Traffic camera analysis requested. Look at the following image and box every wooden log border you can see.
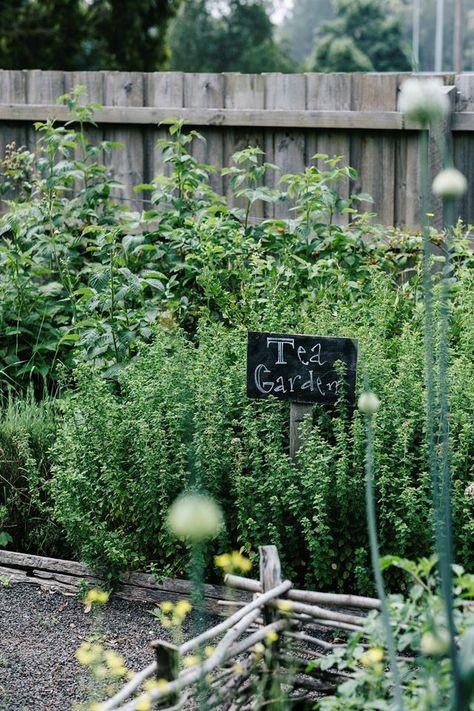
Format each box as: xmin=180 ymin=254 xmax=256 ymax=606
xmin=0 ymin=550 xmax=250 ymax=614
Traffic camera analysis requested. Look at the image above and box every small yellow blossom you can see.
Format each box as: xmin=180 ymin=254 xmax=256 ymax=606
xmin=160 ymin=601 xmax=174 ymax=614
xmin=214 ymin=550 xmax=252 ymax=574
xmin=252 ymin=642 xmax=265 ymax=661
xmin=204 ymin=645 xmax=215 ymax=658
xmin=182 ymin=655 xmax=200 ymax=668
xmin=232 ymin=662 xmax=245 ymax=674
xmin=265 ymin=630 xmax=279 ymax=644
xmin=144 ymin=679 xmax=169 ymax=692
xmin=84 ymin=589 xmax=110 ymax=607
xmin=104 ymin=651 xmax=125 ymax=670
xmin=360 ymin=647 xmax=384 ymax=667
xmin=135 ymin=697 xmax=152 ymax=711
xmin=276 ymin=600 xmax=293 ymax=613
xmin=175 ymin=600 xmax=192 ymax=616
xmin=76 ymin=642 xmax=102 ymax=666
xmin=205 ymin=674 xmax=212 ymax=686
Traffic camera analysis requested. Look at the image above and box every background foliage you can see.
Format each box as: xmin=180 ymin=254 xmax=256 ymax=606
xmin=0 ymin=97 xmax=472 ymax=594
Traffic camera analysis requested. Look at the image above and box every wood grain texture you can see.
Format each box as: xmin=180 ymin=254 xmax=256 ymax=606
xmin=103 ymin=72 xmax=144 ymax=207
xmin=264 ymin=73 xmax=307 ymax=218
xmin=0 ymin=71 xmax=473 ymax=226
xmin=351 ymin=74 xmax=398 ymax=226
xmin=222 ymin=73 xmax=265 ymax=217
xmin=183 ymin=73 xmax=224 ymax=194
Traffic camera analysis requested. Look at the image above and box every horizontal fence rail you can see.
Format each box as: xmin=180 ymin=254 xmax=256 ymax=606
xmin=0 ymin=70 xmax=473 ymax=226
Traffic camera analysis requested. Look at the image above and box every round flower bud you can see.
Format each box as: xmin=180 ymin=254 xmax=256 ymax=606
xmin=398 ymin=78 xmax=450 ymax=125
xmin=167 ymin=493 xmax=223 ymax=542
xmin=432 ymin=168 xmax=467 ymax=198
xmin=421 ymin=631 xmax=450 ymax=657
xmin=358 ymin=391 xmax=380 ymax=415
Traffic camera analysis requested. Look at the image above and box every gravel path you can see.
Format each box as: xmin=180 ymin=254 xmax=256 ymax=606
xmin=0 ymin=582 xmax=177 ymax=711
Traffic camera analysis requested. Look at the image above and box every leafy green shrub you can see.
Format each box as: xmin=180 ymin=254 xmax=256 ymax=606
xmin=0 ymin=96 xmax=443 ymax=394
xmin=49 ymin=266 xmax=474 ymax=588
xmin=0 ymin=392 xmax=63 ymax=555
xmin=316 ymin=557 xmax=474 ymax=710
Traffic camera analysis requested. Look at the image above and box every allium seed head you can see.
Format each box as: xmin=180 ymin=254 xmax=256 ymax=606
xmin=167 ymin=493 xmax=223 ymax=541
xmin=432 ymin=168 xmax=467 ymax=198
xmin=399 ymin=78 xmax=450 ymax=125
xmin=358 ymin=391 xmax=381 ymax=415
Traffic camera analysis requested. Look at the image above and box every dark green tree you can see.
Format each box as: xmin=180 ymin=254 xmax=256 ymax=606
xmin=279 ymin=0 xmax=334 ymax=66
xmin=0 ymin=0 xmax=180 ymax=70
xmin=311 ymin=0 xmax=411 ymax=72
xmin=168 ymin=0 xmax=294 ymax=72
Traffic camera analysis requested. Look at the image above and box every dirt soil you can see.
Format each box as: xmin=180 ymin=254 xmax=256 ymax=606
xmin=0 ymin=581 xmax=181 ymax=711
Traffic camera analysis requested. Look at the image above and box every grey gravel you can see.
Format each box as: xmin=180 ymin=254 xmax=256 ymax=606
xmin=0 ymin=582 xmax=172 ymax=711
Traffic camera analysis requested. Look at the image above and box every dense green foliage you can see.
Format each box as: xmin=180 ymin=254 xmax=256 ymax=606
xmin=0 ymin=96 xmax=473 ymax=595
xmin=316 ymin=557 xmax=474 ymax=709
xmin=168 ymin=0 xmax=293 ymax=72
xmin=0 ymin=0 xmax=180 ymax=71
xmin=47 ymin=267 xmax=474 ymax=588
xmin=0 ymin=392 xmax=61 ymax=556
xmin=310 ymin=0 xmax=411 ymax=72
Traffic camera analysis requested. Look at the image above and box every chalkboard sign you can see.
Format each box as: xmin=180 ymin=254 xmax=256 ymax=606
xmin=247 ymin=331 xmax=358 ymax=405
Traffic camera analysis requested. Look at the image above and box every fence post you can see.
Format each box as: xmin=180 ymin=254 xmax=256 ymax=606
xmin=289 ymin=403 xmax=313 ymax=463
xmin=150 ymin=639 xmax=180 ymax=705
xmin=259 ymin=545 xmax=282 ymax=705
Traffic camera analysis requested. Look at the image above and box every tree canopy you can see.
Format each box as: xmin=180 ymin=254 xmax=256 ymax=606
xmin=168 ymin=0 xmax=294 ymax=72
xmin=0 ymin=0 xmax=180 ymax=71
xmin=311 ymin=0 xmax=411 ymax=72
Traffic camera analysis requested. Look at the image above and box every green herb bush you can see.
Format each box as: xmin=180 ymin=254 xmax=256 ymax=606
xmin=49 ymin=265 xmax=474 ymax=588
xmin=0 ymin=391 xmax=63 ymax=555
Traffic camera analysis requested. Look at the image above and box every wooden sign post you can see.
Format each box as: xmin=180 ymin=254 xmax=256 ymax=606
xmin=247 ymin=331 xmax=358 ymax=462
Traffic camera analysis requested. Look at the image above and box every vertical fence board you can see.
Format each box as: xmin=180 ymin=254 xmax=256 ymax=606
xmin=264 ymin=73 xmax=307 ymax=218
xmin=306 ymin=73 xmax=352 ymax=225
xmin=25 ymin=71 xmax=66 ymax=154
xmin=454 ymin=74 xmax=474 ymax=225
xmin=183 ymin=73 xmax=224 ymax=195
xmin=350 ymin=74 xmax=398 ymax=226
xmin=223 ymin=73 xmax=265 ymax=218
xmin=103 ymin=72 xmax=145 ymax=209
xmin=0 ymin=71 xmax=28 ymax=206
xmin=145 ymin=71 xmax=184 ymax=184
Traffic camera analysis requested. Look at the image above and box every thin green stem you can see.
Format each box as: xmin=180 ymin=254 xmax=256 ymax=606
xmin=364 ymin=414 xmax=405 ymax=711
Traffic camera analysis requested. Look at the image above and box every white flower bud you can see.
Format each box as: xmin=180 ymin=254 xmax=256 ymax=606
xmin=421 ymin=631 xmax=450 ymax=657
xmin=167 ymin=494 xmax=223 ymax=541
xmin=398 ymin=78 xmax=450 ymax=125
xmin=358 ymin=391 xmax=380 ymax=415
xmin=432 ymin=168 xmax=467 ymax=198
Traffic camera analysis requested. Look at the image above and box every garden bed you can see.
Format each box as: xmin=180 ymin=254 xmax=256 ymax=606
xmin=0 ymin=581 xmax=174 ymax=711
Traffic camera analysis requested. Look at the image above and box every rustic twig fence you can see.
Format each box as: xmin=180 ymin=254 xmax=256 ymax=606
xmin=97 ymin=545 xmax=381 ymax=711
xmin=0 ymin=71 xmax=474 ymax=227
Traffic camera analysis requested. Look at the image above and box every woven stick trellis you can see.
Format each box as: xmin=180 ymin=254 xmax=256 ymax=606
xmin=98 ymin=546 xmax=380 ymax=711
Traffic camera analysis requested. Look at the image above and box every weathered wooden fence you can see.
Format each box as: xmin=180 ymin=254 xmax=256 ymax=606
xmin=0 ymin=70 xmax=473 ymax=226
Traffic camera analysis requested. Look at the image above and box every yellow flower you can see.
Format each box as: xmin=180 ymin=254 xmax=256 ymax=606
xmin=276 ymin=600 xmax=292 ymax=613
xmin=265 ymin=630 xmax=279 ymax=644
xmin=93 ymin=665 xmax=109 ymax=680
xmin=215 ymin=553 xmax=232 ymax=570
xmin=204 ymin=645 xmax=215 ymax=658
xmin=182 ymin=655 xmax=200 ymax=668
xmin=84 ymin=589 xmax=110 ymax=606
xmin=160 ymin=601 xmax=174 ymax=614
xmin=104 ymin=651 xmax=125 ymax=670
xmin=232 ymin=662 xmax=244 ymax=674
xmin=135 ymin=697 xmax=151 ymax=711
xmin=175 ymin=600 xmax=192 ymax=616
xmin=76 ymin=642 xmax=102 ymax=666
xmin=144 ymin=678 xmax=169 ymax=692
xmin=214 ymin=550 xmax=252 ymax=574
xmin=360 ymin=647 xmax=384 ymax=667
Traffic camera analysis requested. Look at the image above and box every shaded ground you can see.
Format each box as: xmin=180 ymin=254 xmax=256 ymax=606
xmin=0 ymin=582 xmax=175 ymax=711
